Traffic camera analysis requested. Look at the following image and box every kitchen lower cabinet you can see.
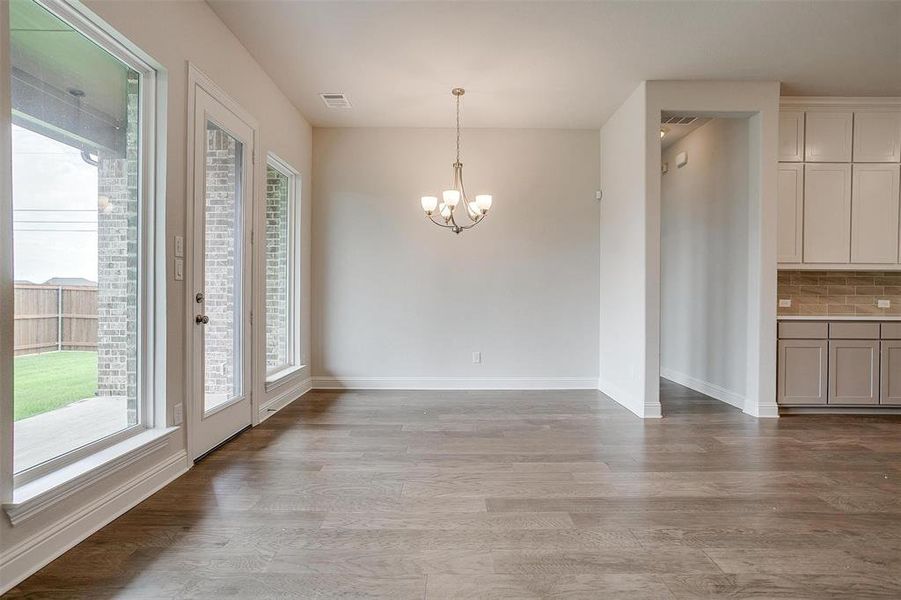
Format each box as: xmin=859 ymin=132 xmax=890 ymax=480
xmin=777 ymin=339 xmax=828 ymax=405
xmin=880 ymin=341 xmax=901 ymax=405
xmin=777 ymin=320 xmax=901 ymax=407
xmin=828 ymin=340 xmax=879 ymax=405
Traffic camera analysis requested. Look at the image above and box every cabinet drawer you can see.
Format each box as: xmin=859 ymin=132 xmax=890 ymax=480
xmin=778 ymin=321 xmax=827 ymax=339
xmin=829 ymin=322 xmax=880 ymax=339
xmin=881 ymin=322 xmax=901 ymax=339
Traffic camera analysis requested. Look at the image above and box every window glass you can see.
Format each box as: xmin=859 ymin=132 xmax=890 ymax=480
xmin=10 ymin=0 xmax=141 ymax=473
xmin=265 ymin=163 xmax=296 ymax=377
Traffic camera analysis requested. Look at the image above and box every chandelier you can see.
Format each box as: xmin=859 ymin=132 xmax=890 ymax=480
xmin=420 ymin=88 xmax=492 ymax=234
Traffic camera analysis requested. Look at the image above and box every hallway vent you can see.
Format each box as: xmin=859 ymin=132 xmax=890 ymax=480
xmin=320 ymin=93 xmax=352 ymax=108
xmin=661 ymin=115 xmax=697 ymax=125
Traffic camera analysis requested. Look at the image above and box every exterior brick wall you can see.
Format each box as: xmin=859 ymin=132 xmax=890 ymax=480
xmin=265 ymin=166 xmax=290 ymax=372
xmin=202 ymin=125 xmax=241 ymax=403
xmin=96 ymin=72 xmax=139 ymax=425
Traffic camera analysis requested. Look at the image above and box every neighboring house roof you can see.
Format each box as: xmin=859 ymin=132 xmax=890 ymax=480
xmin=42 ymin=277 xmax=97 ymax=287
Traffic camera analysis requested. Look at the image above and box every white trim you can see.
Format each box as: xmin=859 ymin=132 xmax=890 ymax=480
xmin=0 ymin=450 xmax=187 ymax=595
xmin=0 ymin=0 xmax=14 ymax=505
xmin=258 ymin=377 xmax=312 ymax=423
xmin=313 ymin=376 xmax=598 ymax=390
xmin=780 ymin=96 xmax=901 ymax=109
xmin=4 ymin=427 xmax=177 ymax=526
xmin=185 ymin=63 xmax=258 ymax=461
xmin=262 ymin=153 xmax=302 ymax=386
xmin=660 ymin=369 xmax=745 ymax=409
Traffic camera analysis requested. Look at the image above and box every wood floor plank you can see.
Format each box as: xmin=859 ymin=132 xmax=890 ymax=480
xmin=6 ymin=382 xmax=901 ymax=598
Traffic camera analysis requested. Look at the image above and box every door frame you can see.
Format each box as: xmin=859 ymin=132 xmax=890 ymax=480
xmin=184 ymin=63 xmax=260 ymax=461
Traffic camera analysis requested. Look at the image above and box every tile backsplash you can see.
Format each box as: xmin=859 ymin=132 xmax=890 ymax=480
xmin=777 ymin=270 xmax=901 ymax=316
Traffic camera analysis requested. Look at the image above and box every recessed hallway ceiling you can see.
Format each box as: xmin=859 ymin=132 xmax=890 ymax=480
xmin=207 ymin=0 xmax=901 ymax=129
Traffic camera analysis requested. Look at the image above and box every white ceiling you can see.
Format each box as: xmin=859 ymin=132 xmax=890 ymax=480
xmin=207 ymin=0 xmax=901 ymax=129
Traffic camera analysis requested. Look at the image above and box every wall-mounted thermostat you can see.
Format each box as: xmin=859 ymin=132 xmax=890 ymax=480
xmin=676 ymin=152 xmax=688 ymax=168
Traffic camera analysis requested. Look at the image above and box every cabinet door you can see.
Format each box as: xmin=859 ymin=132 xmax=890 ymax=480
xmin=880 ymin=341 xmax=901 ymax=405
xmin=779 ymin=111 xmax=805 ymax=162
xmin=777 ymin=339 xmax=828 ymax=405
xmin=803 ymin=163 xmax=851 ymax=263
xmin=805 ymin=111 xmax=853 ymax=162
xmin=829 ymin=340 xmax=879 ymax=405
xmin=777 ymin=164 xmax=804 ymax=263
xmin=853 ymin=112 xmax=901 ymax=162
xmin=851 ymin=165 xmax=900 ymax=264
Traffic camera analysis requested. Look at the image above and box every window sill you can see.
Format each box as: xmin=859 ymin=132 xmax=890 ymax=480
xmin=3 ymin=426 xmax=178 ymax=526
xmin=265 ymin=364 xmax=306 ymax=391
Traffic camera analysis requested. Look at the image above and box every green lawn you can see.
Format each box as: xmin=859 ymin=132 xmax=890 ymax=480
xmin=14 ymin=351 xmax=97 ymax=421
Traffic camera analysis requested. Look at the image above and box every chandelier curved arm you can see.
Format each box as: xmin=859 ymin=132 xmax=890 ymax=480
xmin=427 ymin=212 xmax=458 ymax=230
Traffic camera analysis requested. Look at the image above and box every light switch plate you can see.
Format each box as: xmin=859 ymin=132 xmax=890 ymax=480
xmin=174 ymin=258 xmax=184 ymax=281
xmin=676 ymin=151 xmax=688 ymax=168
xmin=878 ymin=299 xmax=891 ymax=309
xmin=174 ymin=235 xmax=185 ymax=258
xmin=778 ymin=299 xmax=792 ymax=308
xmin=472 ymin=351 xmax=481 ymax=364
xmin=173 ymin=403 xmax=183 ymax=425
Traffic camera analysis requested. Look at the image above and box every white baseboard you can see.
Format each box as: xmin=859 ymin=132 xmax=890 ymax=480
xmin=258 ymin=377 xmax=312 ymax=423
xmin=312 ymin=376 xmax=598 ymax=390
xmin=661 ymin=368 xmax=745 ymax=410
xmin=0 ymin=451 xmax=188 ymax=595
xmin=597 ymin=377 xmax=658 ymax=418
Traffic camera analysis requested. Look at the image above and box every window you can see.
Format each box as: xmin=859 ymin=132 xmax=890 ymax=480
xmin=5 ymin=0 xmax=162 ymax=483
xmin=264 ymin=155 xmax=300 ymax=382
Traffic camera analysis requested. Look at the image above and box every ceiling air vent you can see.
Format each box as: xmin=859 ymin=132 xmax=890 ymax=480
xmin=320 ymin=93 xmax=352 ymax=108
xmin=661 ymin=115 xmax=697 ymax=125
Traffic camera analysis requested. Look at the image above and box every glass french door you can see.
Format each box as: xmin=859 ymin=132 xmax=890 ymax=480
xmin=190 ymin=84 xmax=254 ymax=460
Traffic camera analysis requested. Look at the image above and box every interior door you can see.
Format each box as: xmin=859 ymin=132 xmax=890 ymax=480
xmin=190 ymin=84 xmax=255 ymax=459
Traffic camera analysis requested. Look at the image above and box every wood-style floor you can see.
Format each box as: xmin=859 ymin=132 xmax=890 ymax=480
xmin=7 ymin=381 xmax=901 ymax=599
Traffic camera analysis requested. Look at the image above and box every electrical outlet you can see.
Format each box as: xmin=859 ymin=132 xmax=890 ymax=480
xmin=173 ymin=402 xmax=183 ymax=425
xmin=878 ymin=299 xmax=891 ymax=309
xmin=778 ymin=298 xmax=792 ymax=308
xmin=472 ymin=351 xmax=481 ymax=364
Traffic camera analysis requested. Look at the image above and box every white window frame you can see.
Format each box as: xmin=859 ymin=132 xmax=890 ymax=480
xmin=0 ymin=0 xmax=169 ymax=510
xmin=263 ymin=153 xmax=302 ymax=386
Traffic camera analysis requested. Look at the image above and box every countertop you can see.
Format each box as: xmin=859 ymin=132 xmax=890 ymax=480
xmin=777 ymin=315 xmax=901 ymax=321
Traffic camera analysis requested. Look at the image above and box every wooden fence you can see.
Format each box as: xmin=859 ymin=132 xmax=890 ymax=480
xmin=13 ymin=284 xmax=98 ymax=356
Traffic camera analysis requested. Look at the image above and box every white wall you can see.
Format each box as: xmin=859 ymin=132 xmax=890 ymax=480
xmin=598 ymin=84 xmax=658 ymax=417
xmin=660 ymin=118 xmax=750 ymax=407
xmin=1 ymin=0 xmax=312 ymax=591
xmin=312 ymin=128 xmax=599 ymax=388
xmin=645 ymin=81 xmax=780 ymax=418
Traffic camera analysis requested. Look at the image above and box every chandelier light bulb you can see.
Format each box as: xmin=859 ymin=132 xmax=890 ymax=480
xmin=475 ymin=194 xmax=493 ymax=212
xmin=421 ymin=195 xmax=438 ymax=214
xmin=442 ymin=189 xmax=461 ymax=208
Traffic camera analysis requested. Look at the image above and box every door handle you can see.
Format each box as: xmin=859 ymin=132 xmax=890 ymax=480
xmin=195 ymin=314 xmax=209 ymax=324
xmin=195 ymin=292 xmax=204 ymax=303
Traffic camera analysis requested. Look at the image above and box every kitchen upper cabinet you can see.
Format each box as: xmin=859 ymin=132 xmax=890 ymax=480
xmin=777 ymin=339 xmax=828 ymax=405
xmin=851 ymin=165 xmax=901 ymax=264
xmin=828 ymin=339 xmax=879 ymax=405
xmin=803 ymin=163 xmax=851 ymax=263
xmin=778 ymin=111 xmax=805 ymax=162
xmin=853 ymin=112 xmax=901 ymax=162
xmin=777 ymin=164 xmax=804 ymax=263
xmin=805 ymin=111 xmax=853 ymax=162
xmin=880 ymin=341 xmax=901 ymax=405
